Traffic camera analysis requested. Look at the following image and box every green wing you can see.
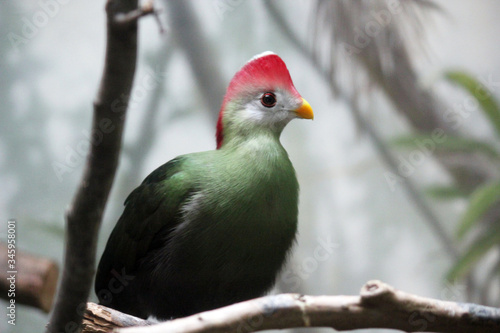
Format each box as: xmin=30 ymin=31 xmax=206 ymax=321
xmin=95 ymin=156 xmax=194 ymax=293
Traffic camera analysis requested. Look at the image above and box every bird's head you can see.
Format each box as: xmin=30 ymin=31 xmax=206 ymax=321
xmin=216 ymin=52 xmax=313 ymax=149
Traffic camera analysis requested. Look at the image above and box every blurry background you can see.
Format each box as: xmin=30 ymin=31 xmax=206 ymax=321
xmin=1 ymin=1 xmax=499 ymax=332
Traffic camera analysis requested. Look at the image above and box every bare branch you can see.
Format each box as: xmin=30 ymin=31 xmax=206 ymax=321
xmin=82 ymin=302 xmax=151 ymax=332
xmin=163 ymin=0 xmax=225 ymax=121
xmin=45 ymin=0 xmax=157 ymax=331
xmin=0 ymin=243 xmax=58 ymax=312
xmin=80 ymin=281 xmax=500 ymax=333
xmin=113 ymin=1 xmax=158 ymax=28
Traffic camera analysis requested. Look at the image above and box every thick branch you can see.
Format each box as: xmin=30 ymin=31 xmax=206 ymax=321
xmin=0 ymin=243 xmax=58 ymax=312
xmin=46 ymin=0 xmax=144 ymax=332
xmin=81 ymin=281 xmax=500 ymax=333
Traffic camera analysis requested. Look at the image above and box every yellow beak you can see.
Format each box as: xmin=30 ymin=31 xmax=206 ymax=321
xmin=294 ymin=98 xmax=314 ymax=120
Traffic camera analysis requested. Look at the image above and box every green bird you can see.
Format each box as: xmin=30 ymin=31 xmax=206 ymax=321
xmin=95 ymin=51 xmax=314 ymax=319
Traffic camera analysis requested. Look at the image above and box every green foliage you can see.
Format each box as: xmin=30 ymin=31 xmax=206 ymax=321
xmin=392 ymin=69 xmax=500 ymax=284
xmin=456 ymin=181 xmax=500 ymax=239
xmin=391 ymin=134 xmax=499 ymax=158
xmin=442 ymin=70 xmax=500 ymax=282
xmin=445 ymin=70 xmax=500 ymax=138
xmin=444 ymin=71 xmax=500 ymax=280
xmin=425 ymin=185 xmax=467 ymax=200
xmin=447 ymin=224 xmax=500 ymax=281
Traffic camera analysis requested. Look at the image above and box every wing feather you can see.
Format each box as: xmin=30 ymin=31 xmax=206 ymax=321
xmin=95 ymin=156 xmax=193 ymax=297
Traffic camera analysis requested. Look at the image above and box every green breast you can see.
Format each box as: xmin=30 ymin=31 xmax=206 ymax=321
xmin=169 ymin=135 xmax=299 ymax=282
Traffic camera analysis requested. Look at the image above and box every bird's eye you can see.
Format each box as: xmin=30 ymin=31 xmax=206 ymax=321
xmin=261 ymin=92 xmax=277 ymax=108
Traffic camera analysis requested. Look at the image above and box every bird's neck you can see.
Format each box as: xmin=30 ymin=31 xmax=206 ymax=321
xmin=219 ymin=128 xmax=284 ymax=154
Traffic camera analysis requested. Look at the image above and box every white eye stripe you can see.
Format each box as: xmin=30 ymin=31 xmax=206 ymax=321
xmin=241 ymin=104 xmax=265 ymax=122
xmin=241 ymin=101 xmax=295 ymax=127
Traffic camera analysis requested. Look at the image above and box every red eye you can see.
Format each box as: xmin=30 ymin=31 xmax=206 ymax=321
xmin=261 ymin=92 xmax=277 ymax=108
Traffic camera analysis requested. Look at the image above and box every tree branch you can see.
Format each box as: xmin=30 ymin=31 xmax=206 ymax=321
xmin=113 ymin=0 xmax=157 ymax=28
xmin=45 ymin=0 xmax=149 ymax=331
xmin=80 ymin=280 xmax=500 ymax=333
xmin=164 ymin=0 xmax=226 ymax=121
xmin=0 ymin=243 xmax=58 ymax=312
xmin=82 ymin=302 xmax=151 ymax=332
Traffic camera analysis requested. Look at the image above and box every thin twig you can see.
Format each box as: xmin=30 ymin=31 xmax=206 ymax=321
xmin=163 ymin=0 xmax=225 ymax=121
xmin=113 ymin=1 xmax=156 ymax=27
